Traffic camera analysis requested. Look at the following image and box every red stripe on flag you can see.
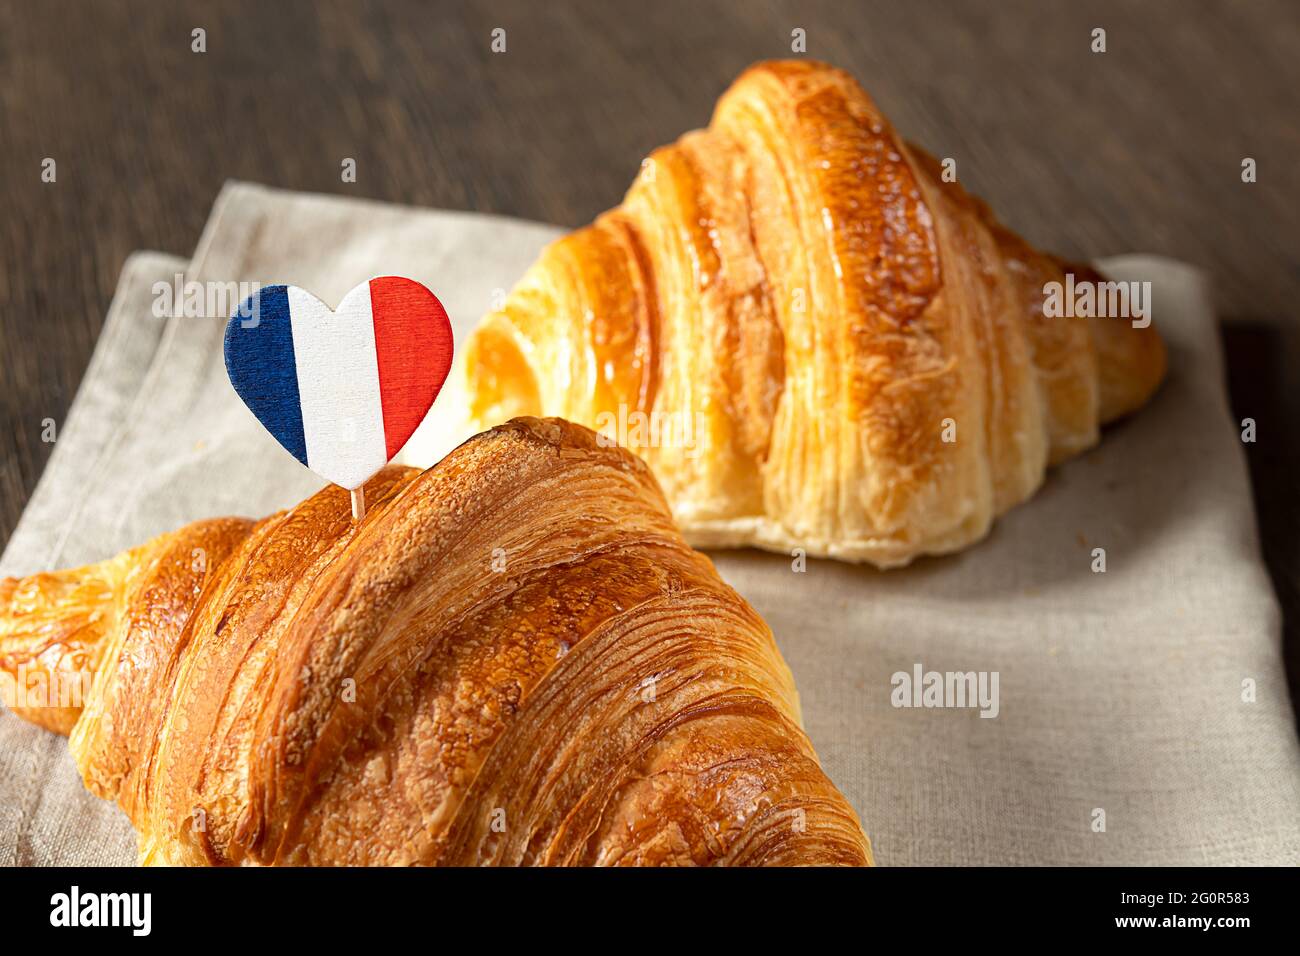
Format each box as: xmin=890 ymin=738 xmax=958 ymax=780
xmin=368 ymin=276 xmax=454 ymax=459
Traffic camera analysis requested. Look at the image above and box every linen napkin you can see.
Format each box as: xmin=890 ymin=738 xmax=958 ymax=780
xmin=2 ymin=181 xmax=1297 ymax=866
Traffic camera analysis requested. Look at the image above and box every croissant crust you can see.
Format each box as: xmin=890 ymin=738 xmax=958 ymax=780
xmin=464 ymin=59 xmax=1166 ymax=567
xmin=0 ymin=418 xmax=870 ymax=867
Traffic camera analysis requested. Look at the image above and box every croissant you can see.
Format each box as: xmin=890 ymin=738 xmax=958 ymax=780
xmin=463 ymin=59 xmax=1166 ymax=567
xmin=0 ymin=418 xmax=870 ymax=866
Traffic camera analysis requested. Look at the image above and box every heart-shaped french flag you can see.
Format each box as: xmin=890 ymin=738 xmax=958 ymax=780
xmin=224 ymin=277 xmax=453 ymax=490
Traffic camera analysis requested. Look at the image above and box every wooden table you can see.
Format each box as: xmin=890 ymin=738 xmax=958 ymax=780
xmin=2 ymin=0 xmax=1297 ymax=719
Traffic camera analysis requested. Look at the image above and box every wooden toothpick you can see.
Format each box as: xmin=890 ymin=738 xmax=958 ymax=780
xmin=223 ymin=279 xmax=453 ymax=525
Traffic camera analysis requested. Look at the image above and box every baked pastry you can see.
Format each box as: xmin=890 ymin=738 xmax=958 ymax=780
xmin=0 ymin=418 xmax=870 ymax=867
xmin=463 ymin=59 xmax=1166 ymax=567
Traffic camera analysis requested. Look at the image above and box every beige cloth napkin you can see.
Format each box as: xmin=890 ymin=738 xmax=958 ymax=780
xmin=3 ymin=181 xmax=1297 ymax=866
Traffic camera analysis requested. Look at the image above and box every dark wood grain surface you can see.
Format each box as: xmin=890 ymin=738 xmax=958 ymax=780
xmin=2 ymin=0 xmax=1297 ymax=717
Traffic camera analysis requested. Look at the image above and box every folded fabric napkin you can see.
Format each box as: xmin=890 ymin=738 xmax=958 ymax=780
xmin=2 ymin=181 xmax=1297 ymax=865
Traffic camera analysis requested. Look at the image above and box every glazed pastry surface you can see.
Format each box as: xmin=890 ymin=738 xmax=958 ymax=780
xmin=0 ymin=418 xmax=870 ymax=866
xmin=464 ymin=59 xmax=1166 ymax=566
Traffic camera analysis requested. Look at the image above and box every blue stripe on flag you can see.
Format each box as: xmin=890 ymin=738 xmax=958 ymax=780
xmin=223 ymin=285 xmax=308 ymax=465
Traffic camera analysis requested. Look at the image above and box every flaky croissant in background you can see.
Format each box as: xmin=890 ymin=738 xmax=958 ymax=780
xmin=0 ymin=418 xmax=870 ymax=866
xmin=464 ymin=60 xmax=1166 ymax=567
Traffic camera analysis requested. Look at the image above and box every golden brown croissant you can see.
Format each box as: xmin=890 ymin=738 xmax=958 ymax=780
xmin=464 ymin=59 xmax=1166 ymax=567
xmin=0 ymin=418 xmax=870 ymax=866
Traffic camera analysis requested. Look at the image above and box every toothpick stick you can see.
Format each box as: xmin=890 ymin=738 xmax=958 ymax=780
xmin=351 ymin=487 xmax=366 ymax=523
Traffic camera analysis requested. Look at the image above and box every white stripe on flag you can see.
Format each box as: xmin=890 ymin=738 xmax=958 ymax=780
xmin=287 ymin=284 xmax=388 ymax=490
